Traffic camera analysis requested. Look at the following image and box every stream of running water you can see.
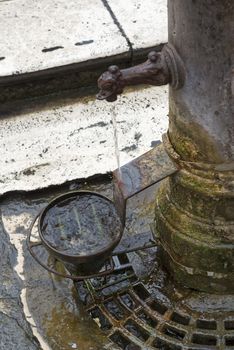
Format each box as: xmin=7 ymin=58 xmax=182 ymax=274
xmin=111 ymin=104 xmax=122 ymax=178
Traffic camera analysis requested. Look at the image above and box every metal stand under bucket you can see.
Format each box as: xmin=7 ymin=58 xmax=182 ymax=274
xmin=27 ymin=191 xmax=123 ymax=280
xmin=27 ymin=190 xmax=157 ymax=281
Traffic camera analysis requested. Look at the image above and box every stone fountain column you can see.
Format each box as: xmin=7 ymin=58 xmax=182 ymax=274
xmin=155 ymin=0 xmax=234 ymax=293
xmin=97 ymin=0 xmax=234 ymax=293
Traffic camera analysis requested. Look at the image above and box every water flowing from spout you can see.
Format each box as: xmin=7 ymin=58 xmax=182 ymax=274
xmin=111 ymin=104 xmax=122 ymax=179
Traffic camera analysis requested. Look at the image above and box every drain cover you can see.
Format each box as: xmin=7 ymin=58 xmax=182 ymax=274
xmin=75 ymin=233 xmax=234 ymax=350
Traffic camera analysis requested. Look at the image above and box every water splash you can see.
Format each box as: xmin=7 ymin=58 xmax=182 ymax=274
xmin=111 ymin=104 xmax=122 ymax=179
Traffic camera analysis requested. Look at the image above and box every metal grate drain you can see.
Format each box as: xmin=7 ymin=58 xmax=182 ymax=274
xmin=74 ymin=245 xmax=234 ymax=350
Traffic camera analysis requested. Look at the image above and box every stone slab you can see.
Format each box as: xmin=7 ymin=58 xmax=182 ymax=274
xmin=107 ymin=0 xmax=168 ymax=51
xmin=0 ymin=0 xmax=129 ymax=78
xmin=0 ymin=216 xmax=40 ymax=350
xmin=0 ymin=86 xmax=168 ymax=195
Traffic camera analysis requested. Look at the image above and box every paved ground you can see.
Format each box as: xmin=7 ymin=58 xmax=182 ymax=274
xmin=0 ymin=0 xmax=169 ymax=195
xmin=0 ymin=0 xmax=167 ymax=78
xmin=0 ymin=86 xmax=168 ymax=195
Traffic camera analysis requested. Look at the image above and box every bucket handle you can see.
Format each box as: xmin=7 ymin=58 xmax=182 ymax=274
xmin=27 ymin=214 xmax=114 ymax=281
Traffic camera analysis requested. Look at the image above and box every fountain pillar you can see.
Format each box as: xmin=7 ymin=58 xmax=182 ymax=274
xmin=155 ymin=0 xmax=234 ymax=292
xmin=97 ymin=0 xmax=234 ymax=293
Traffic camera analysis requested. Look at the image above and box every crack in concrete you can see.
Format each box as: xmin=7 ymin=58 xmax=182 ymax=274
xmin=101 ymin=0 xmax=134 ymax=62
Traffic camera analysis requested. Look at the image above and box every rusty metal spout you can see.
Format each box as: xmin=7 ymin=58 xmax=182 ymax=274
xmin=97 ymin=44 xmax=185 ymax=102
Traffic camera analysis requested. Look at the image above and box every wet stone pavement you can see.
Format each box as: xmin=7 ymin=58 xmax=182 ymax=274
xmin=0 ymin=174 xmax=156 ymax=350
xmin=1 ymin=175 xmax=234 ymax=350
xmin=0 ymin=176 xmax=116 ymax=350
xmin=0 ymin=213 xmax=40 ymax=349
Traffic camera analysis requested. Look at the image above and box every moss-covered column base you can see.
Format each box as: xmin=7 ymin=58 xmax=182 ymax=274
xmin=155 ymin=135 xmax=234 ymax=293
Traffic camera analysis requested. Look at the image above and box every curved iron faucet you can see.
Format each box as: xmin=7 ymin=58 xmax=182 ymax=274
xmin=97 ymin=44 xmax=185 ymax=102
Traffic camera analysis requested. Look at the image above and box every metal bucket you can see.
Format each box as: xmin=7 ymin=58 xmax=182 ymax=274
xmin=27 ymin=190 xmax=124 ymax=280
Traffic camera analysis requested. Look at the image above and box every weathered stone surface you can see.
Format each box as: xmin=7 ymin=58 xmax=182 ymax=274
xmin=0 ymin=0 xmax=129 ymax=78
xmin=106 ymin=0 xmax=167 ymax=52
xmin=0 ymin=218 xmax=40 ymax=350
xmin=0 ymin=86 xmax=168 ymax=195
xmin=0 ymin=0 xmax=168 ymax=81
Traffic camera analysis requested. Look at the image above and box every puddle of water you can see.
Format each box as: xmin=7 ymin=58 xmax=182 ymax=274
xmin=42 ymin=193 xmax=121 ymax=256
xmin=25 ymin=255 xmax=109 ymax=350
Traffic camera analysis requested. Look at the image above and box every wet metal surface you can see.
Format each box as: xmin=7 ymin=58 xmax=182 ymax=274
xmin=76 ymin=247 xmax=234 ymax=349
xmin=97 ymin=44 xmax=184 ymax=102
xmin=112 ymin=141 xmax=178 ymax=225
xmin=97 ymin=49 xmax=170 ymax=102
xmin=28 ymin=191 xmax=123 ymax=279
xmin=40 ymin=192 xmax=122 ymax=256
xmin=113 ymin=141 xmax=177 ymax=199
